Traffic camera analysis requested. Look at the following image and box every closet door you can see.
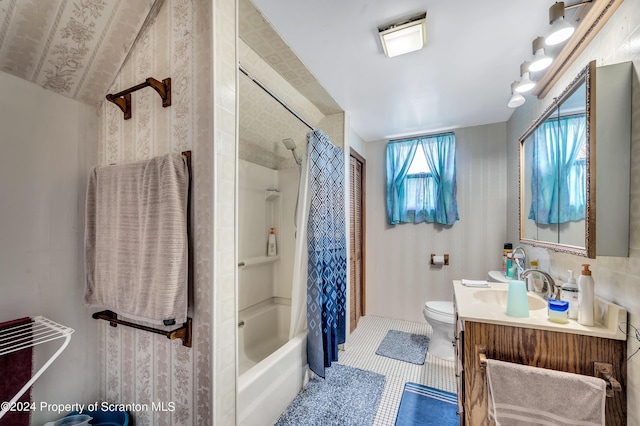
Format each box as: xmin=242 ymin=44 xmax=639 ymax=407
xmin=349 ymin=150 xmax=365 ymax=333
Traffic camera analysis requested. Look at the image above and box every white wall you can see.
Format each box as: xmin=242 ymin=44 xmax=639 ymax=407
xmin=0 ymin=71 xmax=99 ymax=425
xmin=506 ymin=1 xmax=640 ymax=423
xmin=365 ymin=122 xmax=507 ymax=323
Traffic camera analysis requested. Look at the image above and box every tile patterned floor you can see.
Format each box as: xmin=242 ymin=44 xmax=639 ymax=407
xmin=337 ymin=315 xmax=456 ymax=426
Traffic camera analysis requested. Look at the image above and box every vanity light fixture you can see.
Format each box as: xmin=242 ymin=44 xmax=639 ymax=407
xmin=378 ymin=13 xmax=427 ymax=58
xmin=529 ymin=37 xmax=553 ymax=72
xmin=545 ymin=2 xmax=575 ymax=46
xmin=515 ymin=62 xmax=536 ymax=93
xmin=508 ymin=82 xmax=526 ymax=108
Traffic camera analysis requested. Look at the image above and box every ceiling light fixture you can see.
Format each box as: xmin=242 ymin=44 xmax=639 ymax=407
xmin=378 ymin=13 xmax=427 ymax=58
xmin=545 ymin=2 xmax=575 ymax=46
xmin=515 ymin=62 xmax=536 ymax=93
xmin=508 ymin=82 xmax=526 ymax=108
xmin=529 ymin=37 xmax=553 ymax=72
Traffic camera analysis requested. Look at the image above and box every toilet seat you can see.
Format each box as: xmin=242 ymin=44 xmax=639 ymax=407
xmin=424 ymin=301 xmax=454 ymax=324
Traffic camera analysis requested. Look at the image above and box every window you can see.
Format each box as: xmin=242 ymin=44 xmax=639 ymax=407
xmin=386 ymin=133 xmax=459 ymax=225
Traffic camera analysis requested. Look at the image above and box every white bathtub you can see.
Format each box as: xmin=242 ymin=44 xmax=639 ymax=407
xmin=238 ymin=300 xmax=307 ymax=426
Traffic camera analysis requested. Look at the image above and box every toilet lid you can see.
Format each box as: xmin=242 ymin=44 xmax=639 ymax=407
xmin=424 ymin=301 xmax=454 ymax=318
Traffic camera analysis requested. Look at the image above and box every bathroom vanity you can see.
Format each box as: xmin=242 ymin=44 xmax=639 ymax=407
xmin=453 ymin=280 xmax=627 ymax=425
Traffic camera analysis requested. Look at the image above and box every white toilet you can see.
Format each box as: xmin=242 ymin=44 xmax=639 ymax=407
xmin=423 ymin=301 xmax=455 ymax=361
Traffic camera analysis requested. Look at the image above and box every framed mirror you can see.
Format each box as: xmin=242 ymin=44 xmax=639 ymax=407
xmin=519 ymin=61 xmax=595 ymax=258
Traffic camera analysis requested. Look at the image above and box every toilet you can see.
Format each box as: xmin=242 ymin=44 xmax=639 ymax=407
xmin=423 ymin=301 xmax=455 ymax=361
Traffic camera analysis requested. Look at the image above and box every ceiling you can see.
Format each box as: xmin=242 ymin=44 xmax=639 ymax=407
xmin=249 ymin=0 xmax=587 ymax=142
xmin=1 ymin=0 xmax=588 ymax=156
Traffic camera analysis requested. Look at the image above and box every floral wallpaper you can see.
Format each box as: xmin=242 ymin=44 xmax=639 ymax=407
xmin=97 ymin=0 xmax=220 ymax=424
xmin=0 ymin=0 xmax=154 ymax=105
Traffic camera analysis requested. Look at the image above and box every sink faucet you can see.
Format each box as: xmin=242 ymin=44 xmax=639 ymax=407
xmin=512 ymin=246 xmax=527 ymax=279
xmin=521 ymin=269 xmax=561 ymax=300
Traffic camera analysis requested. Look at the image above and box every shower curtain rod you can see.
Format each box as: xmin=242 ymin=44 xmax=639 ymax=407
xmin=239 ymin=64 xmax=315 ymax=131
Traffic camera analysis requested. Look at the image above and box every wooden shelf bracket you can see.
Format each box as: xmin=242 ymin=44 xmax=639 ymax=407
xmin=106 ymin=77 xmax=171 ymax=120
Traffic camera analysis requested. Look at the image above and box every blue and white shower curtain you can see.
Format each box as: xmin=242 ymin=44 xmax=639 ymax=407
xmin=305 ymin=129 xmax=347 ymax=378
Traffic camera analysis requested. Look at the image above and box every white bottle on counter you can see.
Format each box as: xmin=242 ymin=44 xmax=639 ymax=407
xmin=561 ymin=270 xmax=579 ymax=320
xmin=577 ymin=264 xmax=594 ymax=326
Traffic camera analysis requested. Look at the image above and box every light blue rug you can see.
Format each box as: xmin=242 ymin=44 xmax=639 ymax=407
xmin=375 ymin=330 xmax=430 ymax=365
xmin=395 ymin=382 xmax=458 ymax=426
xmin=274 ymin=363 xmax=385 ymax=426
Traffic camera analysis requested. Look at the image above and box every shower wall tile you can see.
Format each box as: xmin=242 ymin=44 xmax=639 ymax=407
xmin=317 ymin=112 xmax=345 ymax=149
xmin=238 ymin=38 xmax=324 ymax=170
xmin=237 ymin=0 xmax=341 ymax=116
xmin=506 ymin=2 xmax=640 ymax=423
xmin=96 ymin=0 xmax=226 ymax=423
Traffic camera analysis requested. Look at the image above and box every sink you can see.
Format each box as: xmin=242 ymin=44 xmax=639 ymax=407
xmin=488 ymin=270 xmax=511 ymax=283
xmin=473 ymin=289 xmax=547 ymax=311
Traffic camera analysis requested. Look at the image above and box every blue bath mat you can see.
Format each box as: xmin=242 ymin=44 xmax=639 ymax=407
xmin=395 ymin=382 xmax=458 ymax=426
xmin=275 ymin=363 xmax=385 ymax=426
xmin=375 ymin=330 xmax=429 ymax=364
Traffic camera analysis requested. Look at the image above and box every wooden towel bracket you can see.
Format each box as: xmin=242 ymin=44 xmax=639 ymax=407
xmin=477 ymin=344 xmax=488 ymax=373
xmin=594 ymin=362 xmax=622 ymax=397
xmin=106 ymin=77 xmax=171 ymax=120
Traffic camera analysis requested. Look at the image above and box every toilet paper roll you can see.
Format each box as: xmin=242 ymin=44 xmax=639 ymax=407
xmin=432 ymin=255 xmax=445 ymax=265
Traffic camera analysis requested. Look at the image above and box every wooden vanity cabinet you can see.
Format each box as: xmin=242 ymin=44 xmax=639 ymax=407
xmin=455 ymin=317 xmax=627 ymax=425
xmin=454 ymin=304 xmax=465 ymax=426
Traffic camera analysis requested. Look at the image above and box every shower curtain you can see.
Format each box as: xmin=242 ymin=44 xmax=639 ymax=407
xmin=289 ymin=129 xmax=346 ymax=378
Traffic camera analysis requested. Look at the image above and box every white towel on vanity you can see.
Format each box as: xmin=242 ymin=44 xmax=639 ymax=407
xmin=84 ymin=153 xmax=189 ymax=325
xmin=461 ymin=279 xmax=490 ymax=288
xmin=486 ymin=359 xmax=606 ymax=426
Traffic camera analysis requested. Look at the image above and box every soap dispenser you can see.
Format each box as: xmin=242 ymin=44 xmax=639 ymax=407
xmin=561 ymin=270 xmax=579 ymax=320
xmin=577 ymin=264 xmax=594 ymax=326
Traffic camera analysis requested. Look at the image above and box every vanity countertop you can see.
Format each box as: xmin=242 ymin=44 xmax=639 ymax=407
xmin=453 ymin=280 xmax=627 ymax=340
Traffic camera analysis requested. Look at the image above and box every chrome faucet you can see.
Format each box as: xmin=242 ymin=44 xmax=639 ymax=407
xmin=521 ymin=269 xmax=561 ymax=300
xmin=512 ymin=246 xmax=527 ymax=279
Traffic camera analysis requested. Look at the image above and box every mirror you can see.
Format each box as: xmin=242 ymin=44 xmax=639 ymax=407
xmin=519 ymin=61 xmax=595 ymax=258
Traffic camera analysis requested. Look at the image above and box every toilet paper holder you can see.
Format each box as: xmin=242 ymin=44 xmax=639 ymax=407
xmin=430 ymin=253 xmax=449 ymax=266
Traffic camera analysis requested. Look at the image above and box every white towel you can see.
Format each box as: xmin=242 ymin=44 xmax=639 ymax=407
xmin=84 ymin=153 xmax=189 ymax=325
xmin=486 ymin=359 xmax=606 ymax=426
xmin=461 ymin=279 xmax=490 ymax=288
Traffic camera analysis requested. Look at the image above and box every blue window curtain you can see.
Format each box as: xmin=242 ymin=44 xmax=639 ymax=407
xmin=529 ymin=114 xmax=586 ymax=224
xmin=305 ymin=129 xmax=346 ymax=378
xmin=386 ymin=133 xmax=459 ymax=225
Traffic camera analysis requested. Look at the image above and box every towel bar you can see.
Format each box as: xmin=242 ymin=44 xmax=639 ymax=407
xmin=90 ymin=151 xmax=193 ymax=347
xmin=92 ymin=310 xmax=192 ymax=347
xmin=477 ymin=349 xmax=622 ymax=398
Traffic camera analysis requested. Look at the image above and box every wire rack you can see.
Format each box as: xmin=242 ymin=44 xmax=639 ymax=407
xmin=0 ymin=316 xmax=74 ymax=420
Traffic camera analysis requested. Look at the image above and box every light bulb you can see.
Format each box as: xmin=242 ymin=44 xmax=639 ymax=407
xmin=508 ymin=81 xmax=525 ymax=108
xmin=529 ymin=48 xmax=552 ymax=72
xmin=515 ymin=72 xmax=535 ymax=93
xmin=546 ymin=17 xmax=574 ymax=45
xmin=508 ymin=92 xmax=525 ymax=108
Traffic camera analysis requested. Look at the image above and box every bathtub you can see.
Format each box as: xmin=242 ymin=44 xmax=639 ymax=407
xmin=238 ymin=300 xmax=307 ymax=426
